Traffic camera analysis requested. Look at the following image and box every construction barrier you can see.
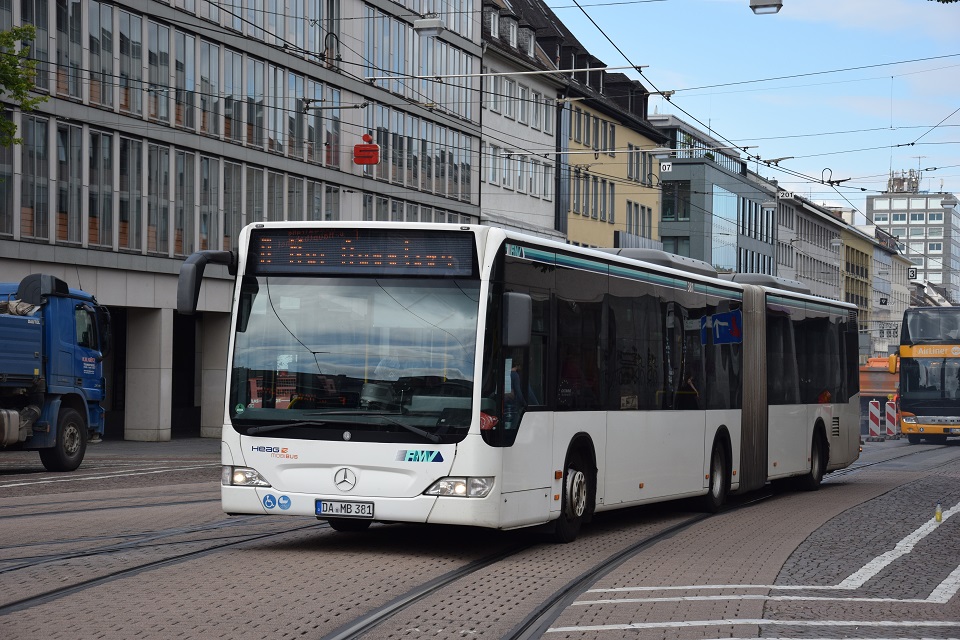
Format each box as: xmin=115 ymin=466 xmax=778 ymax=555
xmin=885 ymin=401 xmax=898 ymax=438
xmin=868 ymin=400 xmax=882 ymax=439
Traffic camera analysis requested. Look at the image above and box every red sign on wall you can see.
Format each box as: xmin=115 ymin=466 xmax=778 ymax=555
xmin=353 ymin=144 xmax=380 ymax=165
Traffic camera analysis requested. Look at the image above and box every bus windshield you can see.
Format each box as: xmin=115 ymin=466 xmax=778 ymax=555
xmin=229 ymin=275 xmax=481 ymax=443
xmin=901 ymin=358 xmax=960 ymax=401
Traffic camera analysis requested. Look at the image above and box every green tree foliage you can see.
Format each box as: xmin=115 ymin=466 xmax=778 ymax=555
xmin=0 ymin=25 xmax=48 ymax=146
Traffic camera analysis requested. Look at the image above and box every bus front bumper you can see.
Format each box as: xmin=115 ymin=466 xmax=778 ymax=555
xmin=222 ymin=485 xmax=503 ymax=528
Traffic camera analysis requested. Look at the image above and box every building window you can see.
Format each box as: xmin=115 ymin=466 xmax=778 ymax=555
xmin=247 ymin=57 xmax=265 ymax=148
xmin=119 ymin=12 xmax=143 ymax=115
xmin=873 ymin=213 xmax=888 ymax=223
xmin=544 ymin=164 xmax=554 ymax=202
xmin=503 ymin=79 xmax=515 ymax=119
xmin=891 ymin=212 xmax=906 ymax=223
xmin=21 ymin=0 xmax=49 ymax=92
xmin=929 ymin=242 xmax=943 ymax=253
xmin=223 ymin=161 xmax=242 ymax=250
xmin=224 ymin=50 xmax=243 ymax=142
xmin=147 ymin=143 xmax=170 ymax=254
xmin=874 ymin=198 xmax=889 ymax=210
xmin=175 ymin=31 xmax=196 ymax=129
xmin=119 ymin=137 xmax=142 ymax=251
xmin=517 ymin=85 xmax=528 ymax=124
xmin=910 ymin=212 xmax=925 ymax=223
xmin=199 ymin=156 xmax=219 ymax=250
xmin=21 ymin=116 xmax=49 ymax=240
xmin=247 ymin=166 xmax=264 ymax=222
xmin=56 ymin=0 xmax=82 ymax=98
xmin=200 ymin=41 xmax=220 ymax=136
xmin=502 ymin=151 xmax=513 ymax=190
xmin=148 ymin=22 xmax=170 ymax=122
xmin=89 ymin=1 xmax=114 ymax=108
xmin=530 ymin=91 xmax=541 ymax=129
xmin=929 ymin=212 xmax=944 ymax=223
xmin=174 ymin=150 xmax=195 ymax=256
xmin=89 ymin=131 xmax=113 ymax=248
xmin=56 ymin=123 xmax=82 ymax=244
xmin=267 ymin=171 xmax=284 ymax=221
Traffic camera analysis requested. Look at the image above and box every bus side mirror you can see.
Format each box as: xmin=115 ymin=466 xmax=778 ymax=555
xmin=177 ymin=250 xmax=236 ymax=315
xmin=888 ymin=354 xmax=898 ymax=374
xmin=503 ymin=292 xmax=532 ymax=348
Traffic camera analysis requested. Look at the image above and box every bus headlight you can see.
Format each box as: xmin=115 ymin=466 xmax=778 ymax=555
xmin=222 ymin=466 xmax=271 ymax=487
xmin=424 ymin=477 xmax=494 ymax=498
xmin=901 ymin=416 xmax=917 ymax=424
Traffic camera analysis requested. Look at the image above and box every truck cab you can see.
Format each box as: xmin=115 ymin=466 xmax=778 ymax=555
xmin=0 ymin=274 xmax=112 ymax=471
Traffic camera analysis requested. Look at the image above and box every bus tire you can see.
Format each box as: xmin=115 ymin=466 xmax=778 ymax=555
xmin=798 ymin=432 xmax=826 ymax=491
xmin=326 ymin=518 xmax=372 ymax=532
xmin=907 ymin=434 xmax=920 ymax=444
xmin=699 ymin=440 xmax=728 ymax=513
xmin=552 ymin=449 xmax=590 ymax=543
xmin=39 ymin=408 xmax=87 ymax=472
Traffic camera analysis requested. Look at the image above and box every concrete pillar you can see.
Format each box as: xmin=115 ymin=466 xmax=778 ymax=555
xmin=200 ymin=312 xmax=230 ymax=439
xmin=125 ymin=307 xmax=173 ymax=441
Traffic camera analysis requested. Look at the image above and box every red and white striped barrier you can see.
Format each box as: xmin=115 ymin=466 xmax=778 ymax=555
xmin=885 ymin=401 xmax=898 ymax=438
xmin=868 ymin=400 xmax=882 ymax=439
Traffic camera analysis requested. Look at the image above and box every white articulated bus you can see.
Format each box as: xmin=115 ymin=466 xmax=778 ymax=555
xmin=178 ymin=223 xmax=860 ymax=542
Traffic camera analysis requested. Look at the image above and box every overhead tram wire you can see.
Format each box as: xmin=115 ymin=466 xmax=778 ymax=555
xmin=559 ymin=0 xmax=956 ymax=217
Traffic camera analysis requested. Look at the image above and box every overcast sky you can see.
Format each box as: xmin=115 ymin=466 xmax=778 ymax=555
xmin=543 ymin=0 xmax=960 ymax=220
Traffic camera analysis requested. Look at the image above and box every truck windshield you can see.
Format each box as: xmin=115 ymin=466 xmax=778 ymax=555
xmin=229 ymin=275 xmax=481 ymax=443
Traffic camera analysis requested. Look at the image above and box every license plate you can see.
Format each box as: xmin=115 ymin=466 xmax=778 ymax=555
xmin=316 ymin=499 xmax=374 ymax=519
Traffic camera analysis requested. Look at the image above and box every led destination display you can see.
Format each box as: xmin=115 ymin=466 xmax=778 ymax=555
xmin=249 ymin=228 xmax=477 ymax=277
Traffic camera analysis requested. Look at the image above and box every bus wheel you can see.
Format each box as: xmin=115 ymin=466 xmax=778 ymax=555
xmin=39 ymin=409 xmax=87 ymax=472
xmin=799 ymin=433 xmax=826 ymax=491
xmin=553 ymin=450 xmax=589 ymax=543
xmin=907 ymin=434 xmax=920 ymax=445
xmin=699 ymin=441 xmax=728 ymax=513
xmin=326 ymin=518 xmax=372 ymax=532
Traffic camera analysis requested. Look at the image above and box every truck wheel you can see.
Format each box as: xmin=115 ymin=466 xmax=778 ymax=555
xmin=552 ymin=449 xmax=590 ymax=543
xmin=39 ymin=408 xmax=87 ymax=472
xmin=907 ymin=434 xmax=920 ymax=444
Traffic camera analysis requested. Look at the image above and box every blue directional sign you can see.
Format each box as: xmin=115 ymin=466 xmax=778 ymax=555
xmin=700 ymin=309 xmax=743 ymax=345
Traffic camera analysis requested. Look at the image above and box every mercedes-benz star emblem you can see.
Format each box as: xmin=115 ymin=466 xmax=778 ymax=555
xmin=334 ymin=467 xmax=357 ymax=492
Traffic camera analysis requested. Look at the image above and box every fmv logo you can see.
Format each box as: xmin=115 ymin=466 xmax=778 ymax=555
xmin=396 ymin=450 xmax=444 ymax=462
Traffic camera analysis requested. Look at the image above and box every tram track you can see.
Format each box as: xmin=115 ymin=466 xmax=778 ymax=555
xmin=0 ymin=515 xmax=273 ymax=573
xmin=316 ymin=491 xmax=779 ymax=640
xmin=0 ymin=520 xmax=328 ymax=616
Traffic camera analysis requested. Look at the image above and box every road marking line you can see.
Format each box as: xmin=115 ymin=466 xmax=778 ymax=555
xmin=838 ymin=500 xmax=960 ymax=589
xmin=547 ymin=619 xmax=960 ymax=633
xmin=574 ymin=594 xmax=926 ymax=606
xmin=0 ymin=464 xmax=219 ymax=488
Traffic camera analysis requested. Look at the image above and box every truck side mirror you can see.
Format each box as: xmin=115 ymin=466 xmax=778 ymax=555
xmin=503 ymin=292 xmax=532 ymax=348
xmin=96 ymin=306 xmax=113 ymax=360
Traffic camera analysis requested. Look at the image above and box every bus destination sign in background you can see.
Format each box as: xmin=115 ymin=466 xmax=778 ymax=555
xmin=249 ymin=228 xmax=477 ymax=277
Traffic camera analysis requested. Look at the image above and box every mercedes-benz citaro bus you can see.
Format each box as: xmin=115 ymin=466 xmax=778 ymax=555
xmin=178 ymin=222 xmax=860 ymax=542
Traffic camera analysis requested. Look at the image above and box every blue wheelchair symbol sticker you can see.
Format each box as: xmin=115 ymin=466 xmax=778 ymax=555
xmin=278 ymin=495 xmax=291 ymax=510
xmin=262 ymin=494 xmax=277 ymax=509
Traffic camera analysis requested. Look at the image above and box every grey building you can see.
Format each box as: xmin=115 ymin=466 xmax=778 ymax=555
xmin=647 ymin=114 xmax=776 ymax=274
xmin=1 ymin=0 xmax=483 ymax=440
xmin=866 ymin=170 xmax=960 ymax=304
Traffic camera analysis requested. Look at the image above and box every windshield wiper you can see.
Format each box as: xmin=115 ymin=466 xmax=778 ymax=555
xmin=305 ymin=410 xmax=441 ymax=443
xmin=243 ymin=420 xmax=328 ymax=435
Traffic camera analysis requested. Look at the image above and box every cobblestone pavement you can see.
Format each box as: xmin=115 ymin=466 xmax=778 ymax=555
xmin=1 ymin=438 xmax=958 ymax=640
xmin=547 ymin=440 xmax=960 ymax=639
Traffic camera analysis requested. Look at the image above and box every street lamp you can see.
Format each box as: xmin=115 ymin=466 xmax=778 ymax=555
xmin=413 ymin=15 xmax=445 ymax=37
xmin=750 ymin=0 xmax=783 ymax=14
